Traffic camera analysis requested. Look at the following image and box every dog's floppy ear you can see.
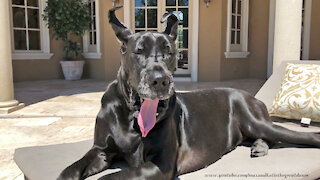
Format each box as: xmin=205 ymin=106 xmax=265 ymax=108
xmin=161 ymin=13 xmax=179 ymax=41
xmin=109 ymin=6 xmax=132 ymax=43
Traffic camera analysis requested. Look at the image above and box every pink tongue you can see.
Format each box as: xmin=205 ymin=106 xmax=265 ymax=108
xmin=138 ymin=98 xmax=159 ymax=137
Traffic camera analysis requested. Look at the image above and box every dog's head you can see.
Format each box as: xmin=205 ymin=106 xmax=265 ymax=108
xmin=109 ymin=7 xmax=178 ymax=101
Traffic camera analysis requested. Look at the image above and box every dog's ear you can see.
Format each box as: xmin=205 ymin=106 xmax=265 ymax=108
xmin=109 ymin=6 xmax=132 ymax=43
xmin=161 ymin=13 xmax=179 ymax=41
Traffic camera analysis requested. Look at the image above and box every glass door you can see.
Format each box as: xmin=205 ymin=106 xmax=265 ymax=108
xmin=132 ymin=0 xmax=191 ymax=76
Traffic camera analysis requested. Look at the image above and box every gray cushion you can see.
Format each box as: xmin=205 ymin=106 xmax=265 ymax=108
xmin=14 ymin=60 xmax=320 ymax=180
xmin=14 ymin=122 xmax=320 ymax=180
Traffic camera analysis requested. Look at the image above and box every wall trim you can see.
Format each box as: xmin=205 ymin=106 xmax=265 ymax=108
xmin=83 ymin=52 xmax=102 ymax=59
xmin=12 ymin=53 xmax=54 ymax=60
xmin=191 ymin=0 xmax=199 ymax=82
xmin=225 ymin=0 xmax=250 ymax=58
xmin=123 ymin=0 xmax=199 ymax=82
xmin=302 ymin=0 xmax=312 ymax=60
xmin=224 ymin=51 xmax=250 ymax=58
xmin=83 ymin=0 xmax=101 ymax=59
xmin=267 ymin=0 xmax=276 ymax=77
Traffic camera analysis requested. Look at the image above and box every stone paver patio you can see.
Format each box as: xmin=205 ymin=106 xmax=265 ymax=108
xmin=0 ymin=79 xmax=265 ymax=180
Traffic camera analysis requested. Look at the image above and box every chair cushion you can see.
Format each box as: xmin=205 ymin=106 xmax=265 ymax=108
xmin=255 ymin=60 xmax=320 ymax=111
xmin=14 ymin=122 xmax=320 ymax=180
xmin=269 ymin=63 xmax=320 ymax=122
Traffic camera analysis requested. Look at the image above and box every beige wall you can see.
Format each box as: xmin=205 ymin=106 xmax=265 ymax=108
xmin=12 ymin=2 xmax=107 ymax=82
xmin=219 ymin=0 xmax=269 ymax=81
xmin=198 ymin=0 xmax=222 ymax=81
xmin=219 ymin=0 xmax=249 ymax=81
xmin=197 ymin=0 xmax=269 ymax=81
xmin=12 ymin=0 xmax=271 ymax=82
xmin=309 ymin=0 xmax=320 ymax=60
xmin=247 ymin=0 xmax=269 ymax=79
xmin=100 ymin=0 xmax=122 ymax=81
xmin=13 ymin=37 xmax=64 ymax=82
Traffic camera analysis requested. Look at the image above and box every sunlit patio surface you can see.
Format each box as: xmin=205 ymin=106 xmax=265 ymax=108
xmin=0 ymin=78 xmax=265 ymax=180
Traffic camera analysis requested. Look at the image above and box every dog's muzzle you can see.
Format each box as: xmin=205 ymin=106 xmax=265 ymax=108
xmin=148 ymin=70 xmax=171 ymax=93
xmin=138 ymin=68 xmax=174 ymax=100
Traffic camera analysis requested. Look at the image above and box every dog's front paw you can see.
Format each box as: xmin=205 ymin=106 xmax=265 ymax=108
xmin=57 ymin=169 xmax=81 ymax=180
xmin=250 ymin=139 xmax=269 ymax=158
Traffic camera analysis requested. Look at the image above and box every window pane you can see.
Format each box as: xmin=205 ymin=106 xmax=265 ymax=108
xmin=27 ymin=0 xmax=38 ymax=7
xmin=28 ymin=9 xmax=39 ymax=28
xmin=178 ymin=0 xmax=188 ymax=6
xmin=238 ymin=0 xmax=242 ymax=14
xmin=135 ymin=0 xmax=145 ymax=7
xmin=147 ymin=0 xmax=157 ymax=6
xmin=232 ymin=0 xmax=236 ymax=13
xmin=12 ymin=0 xmax=24 ymax=5
xmin=90 ymin=31 xmax=92 ymax=44
xmin=29 ymin=30 xmax=41 ymax=50
xmin=183 ymin=30 xmax=188 ymax=48
xmin=178 ymin=8 xmax=188 ymax=27
xmin=237 ymin=16 xmax=241 ymax=29
xmin=94 ymin=31 xmax=97 ymax=45
xmin=231 ymin=30 xmax=235 ymax=44
xmin=166 ymin=0 xmax=176 ymax=6
xmin=177 ymin=50 xmax=188 ymax=69
xmin=178 ymin=26 xmax=183 ymax=48
xmin=166 ymin=8 xmax=176 ymax=14
xmin=93 ymin=17 xmax=96 ymax=30
xmin=177 ymin=27 xmax=188 ymax=48
xmin=135 ymin=30 xmax=145 ymax=33
xmin=147 ymin=9 xmax=157 ymax=28
xmin=12 ymin=7 xmax=26 ymax=28
xmin=93 ymin=1 xmax=96 ymax=15
xmin=232 ymin=15 xmax=235 ymax=29
xmin=14 ymin=30 xmax=27 ymax=50
xmin=237 ymin=30 xmax=241 ymax=44
xmin=135 ymin=9 xmax=145 ymax=28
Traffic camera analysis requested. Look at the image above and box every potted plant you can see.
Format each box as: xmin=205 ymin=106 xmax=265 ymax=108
xmin=43 ymin=0 xmax=92 ymax=80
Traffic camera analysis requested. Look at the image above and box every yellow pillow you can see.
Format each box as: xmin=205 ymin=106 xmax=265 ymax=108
xmin=270 ymin=63 xmax=320 ymax=122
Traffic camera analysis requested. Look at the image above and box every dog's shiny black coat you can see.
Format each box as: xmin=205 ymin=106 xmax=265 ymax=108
xmin=58 ymin=8 xmax=320 ymax=180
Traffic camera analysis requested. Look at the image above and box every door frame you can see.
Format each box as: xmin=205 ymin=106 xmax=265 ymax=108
xmin=123 ymin=0 xmax=199 ymax=82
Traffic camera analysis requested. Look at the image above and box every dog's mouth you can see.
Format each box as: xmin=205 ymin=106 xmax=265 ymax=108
xmin=134 ymin=96 xmax=169 ymax=137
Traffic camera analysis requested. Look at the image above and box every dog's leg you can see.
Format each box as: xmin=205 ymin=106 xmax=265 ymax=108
xmin=98 ymin=161 xmax=172 ymax=180
xmin=57 ymin=147 xmax=114 ymax=180
xmin=250 ymin=139 xmax=269 ymax=158
xmin=98 ymin=149 xmax=176 ymax=180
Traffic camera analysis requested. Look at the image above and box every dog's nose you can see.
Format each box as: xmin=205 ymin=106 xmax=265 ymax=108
xmin=149 ymin=71 xmax=170 ymax=90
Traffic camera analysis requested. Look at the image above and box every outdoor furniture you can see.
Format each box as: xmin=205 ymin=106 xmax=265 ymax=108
xmin=14 ymin=60 xmax=320 ymax=180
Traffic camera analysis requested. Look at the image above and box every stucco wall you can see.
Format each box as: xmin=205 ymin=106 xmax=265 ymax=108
xmin=12 ymin=0 xmax=270 ymax=82
xmin=219 ymin=0 xmax=269 ymax=81
xmin=100 ymin=0 xmax=122 ymax=81
xmin=12 ymin=2 xmax=107 ymax=82
xmin=309 ymin=0 xmax=320 ymax=60
xmin=198 ymin=0 xmax=222 ymax=81
xmin=247 ymin=0 xmax=269 ymax=79
xmin=219 ymin=0 xmax=249 ymax=81
xmin=12 ymin=37 xmax=65 ymax=82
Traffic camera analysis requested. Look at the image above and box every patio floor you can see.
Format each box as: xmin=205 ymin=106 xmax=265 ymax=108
xmin=0 ymin=78 xmax=265 ymax=180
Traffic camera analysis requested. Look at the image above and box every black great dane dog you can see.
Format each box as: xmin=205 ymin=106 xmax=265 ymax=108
xmin=58 ymin=7 xmax=320 ymax=180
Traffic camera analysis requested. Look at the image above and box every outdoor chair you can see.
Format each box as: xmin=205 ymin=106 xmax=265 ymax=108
xmin=14 ymin=60 xmax=320 ymax=180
